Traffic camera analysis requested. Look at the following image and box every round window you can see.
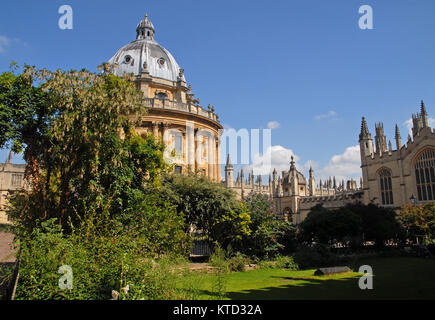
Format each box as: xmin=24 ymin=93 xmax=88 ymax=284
xmin=158 ymin=58 xmax=165 ymax=66
xmin=124 ymin=55 xmax=132 ymax=63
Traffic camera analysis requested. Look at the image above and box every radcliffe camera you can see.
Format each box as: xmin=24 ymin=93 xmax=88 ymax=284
xmin=0 ymin=0 xmax=434 ymax=314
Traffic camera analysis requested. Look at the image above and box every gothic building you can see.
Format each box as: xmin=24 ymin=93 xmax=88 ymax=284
xmin=224 ymin=155 xmax=363 ymax=224
xmin=222 ymin=101 xmax=434 ymax=224
xmin=108 ymin=14 xmax=222 ymax=181
xmin=359 ymin=101 xmax=435 ymax=207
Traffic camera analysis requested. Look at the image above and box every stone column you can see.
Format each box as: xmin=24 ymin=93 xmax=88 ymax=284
xmin=207 ymin=134 xmax=215 ymax=181
xmin=152 ymin=121 xmax=159 ymax=137
xmin=162 ymin=122 xmax=170 ymax=160
xmin=187 ymin=121 xmax=195 ymax=172
xmin=215 ymin=135 xmax=221 ymax=182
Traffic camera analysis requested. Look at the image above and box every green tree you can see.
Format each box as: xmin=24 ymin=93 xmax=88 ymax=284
xmin=0 ymin=64 xmax=169 ymax=231
xmin=345 ymin=203 xmax=404 ymax=247
xmin=398 ymin=202 xmax=435 ymax=244
xmin=158 ymin=173 xmax=251 ymax=247
xmin=236 ymin=193 xmax=296 ymax=259
xmin=299 ymin=204 xmax=362 ymax=245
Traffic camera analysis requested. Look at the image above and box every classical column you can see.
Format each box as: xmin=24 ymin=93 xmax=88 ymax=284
xmin=187 ymin=121 xmax=195 ymax=172
xmin=215 ymin=135 xmax=221 ymax=182
xmin=162 ymin=122 xmax=170 ymax=160
xmin=207 ymin=134 xmax=215 ymax=181
xmin=152 ymin=121 xmax=159 ymax=137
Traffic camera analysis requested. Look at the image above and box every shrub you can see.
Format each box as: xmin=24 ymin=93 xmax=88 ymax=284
xmin=14 ymin=218 xmax=196 ymax=300
xmin=227 ymin=252 xmax=251 ymax=272
xmin=293 ymin=244 xmax=344 ymax=269
xmin=275 ymin=255 xmax=299 ymax=270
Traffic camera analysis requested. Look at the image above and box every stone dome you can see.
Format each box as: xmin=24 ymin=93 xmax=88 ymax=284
xmin=108 ymin=14 xmax=185 ymax=83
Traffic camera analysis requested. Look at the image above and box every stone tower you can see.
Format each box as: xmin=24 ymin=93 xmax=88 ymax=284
xmin=225 ymin=154 xmax=234 ymax=188
xmin=359 ymin=117 xmax=374 ymax=161
xmin=375 ymin=122 xmax=388 ymax=154
xmin=308 ymin=166 xmax=316 ymax=196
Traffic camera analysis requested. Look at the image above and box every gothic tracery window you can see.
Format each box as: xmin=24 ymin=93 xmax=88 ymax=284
xmin=378 ymin=168 xmax=393 ymax=205
xmin=415 ymin=148 xmax=435 ymax=201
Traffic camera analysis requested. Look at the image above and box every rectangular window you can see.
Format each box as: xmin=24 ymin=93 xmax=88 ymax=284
xmin=11 ymin=174 xmax=23 ymax=187
xmin=174 ymin=166 xmax=182 ymax=174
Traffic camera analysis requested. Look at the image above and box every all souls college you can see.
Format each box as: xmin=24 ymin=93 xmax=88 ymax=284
xmin=1 ymin=14 xmax=434 ymax=225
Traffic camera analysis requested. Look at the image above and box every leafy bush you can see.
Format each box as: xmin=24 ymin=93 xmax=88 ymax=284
xmin=293 ymin=244 xmax=345 ymax=269
xmin=275 ymin=255 xmax=299 ymax=270
xmin=234 ymin=193 xmax=297 ymax=259
xmin=227 ymin=252 xmax=251 ymax=272
xmin=159 ymin=174 xmax=252 ymax=248
xmin=14 ymin=218 xmax=196 ymax=300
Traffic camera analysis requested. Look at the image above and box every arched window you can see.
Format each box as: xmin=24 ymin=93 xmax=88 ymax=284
xmin=378 ymin=168 xmax=393 ymax=205
xmin=415 ymin=148 xmax=435 ymax=201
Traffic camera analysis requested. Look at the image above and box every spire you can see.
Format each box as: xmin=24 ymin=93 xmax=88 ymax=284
xmin=290 ymin=155 xmax=296 ymax=171
xmin=375 ymin=122 xmax=387 ymax=154
xmin=225 ymin=154 xmax=233 ymax=168
xmin=6 ymin=151 xmax=12 ymax=164
xmin=395 ymin=124 xmax=401 ymax=150
xmin=421 ymin=100 xmax=429 ymax=127
xmin=388 ymin=140 xmax=392 ymax=152
xmin=359 ymin=117 xmax=370 ymax=140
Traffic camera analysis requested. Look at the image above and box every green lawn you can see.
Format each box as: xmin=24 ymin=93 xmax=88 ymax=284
xmin=182 ymin=257 xmax=435 ymax=300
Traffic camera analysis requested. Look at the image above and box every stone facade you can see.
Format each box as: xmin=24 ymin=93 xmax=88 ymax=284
xmin=359 ymin=101 xmax=435 ymax=208
xmin=0 ymin=153 xmax=27 ymax=225
xmin=108 ymin=14 xmax=222 ymax=181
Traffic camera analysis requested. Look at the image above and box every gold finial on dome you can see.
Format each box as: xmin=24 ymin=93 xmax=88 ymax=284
xmin=145 ymin=13 xmax=148 ymax=19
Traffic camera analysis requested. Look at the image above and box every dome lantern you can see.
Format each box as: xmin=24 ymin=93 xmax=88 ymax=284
xmin=136 ymin=13 xmax=155 ymax=41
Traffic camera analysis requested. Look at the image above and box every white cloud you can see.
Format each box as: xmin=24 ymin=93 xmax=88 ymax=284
xmin=245 ymin=145 xmax=299 ymax=176
xmin=0 ymin=35 xmax=10 ymax=53
xmin=0 ymin=35 xmax=27 ymax=54
xmin=242 ymin=144 xmax=361 ymax=182
xmin=317 ymin=145 xmax=361 ymax=181
xmin=267 ymin=121 xmax=280 ymax=129
xmin=314 ymin=110 xmax=337 ymax=121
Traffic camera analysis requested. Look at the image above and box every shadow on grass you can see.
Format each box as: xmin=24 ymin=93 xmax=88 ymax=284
xmin=195 ymin=257 xmax=435 ymax=300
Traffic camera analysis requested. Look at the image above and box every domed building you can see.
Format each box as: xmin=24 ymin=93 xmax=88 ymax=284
xmin=108 ymin=14 xmax=222 ymax=181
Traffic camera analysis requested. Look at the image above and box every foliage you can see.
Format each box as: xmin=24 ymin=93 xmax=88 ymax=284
xmin=345 ymin=203 xmax=405 ymax=246
xmin=14 ymin=217 xmax=195 ymax=300
xmin=293 ymin=244 xmax=344 ymax=269
xmin=227 ymin=252 xmax=251 ymax=272
xmin=398 ymin=201 xmax=435 ymax=244
xmin=0 ymin=64 xmax=170 ymax=231
xmin=299 ymin=203 xmax=405 ymax=247
xmin=158 ymin=174 xmax=251 ymax=248
xmin=209 ymin=245 xmax=229 ymax=299
xmin=233 ymin=193 xmax=296 ymax=259
xmin=274 ymin=255 xmax=299 ymax=270
xmin=299 ymin=204 xmax=362 ymax=245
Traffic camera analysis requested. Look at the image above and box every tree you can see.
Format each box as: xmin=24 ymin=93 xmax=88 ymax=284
xmin=235 ymin=193 xmax=296 ymax=259
xmin=299 ymin=204 xmax=362 ymax=245
xmin=398 ymin=201 xmax=435 ymax=244
xmin=345 ymin=203 xmax=404 ymax=246
xmin=0 ymin=64 xmax=169 ymax=231
xmin=158 ymin=173 xmax=251 ymax=248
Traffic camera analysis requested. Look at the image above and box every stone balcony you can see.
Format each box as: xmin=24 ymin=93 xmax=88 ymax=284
xmin=144 ymin=98 xmax=220 ymax=123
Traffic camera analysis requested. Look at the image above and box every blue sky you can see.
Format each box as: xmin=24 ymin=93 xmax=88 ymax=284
xmin=1 ymin=0 xmax=434 ymax=181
